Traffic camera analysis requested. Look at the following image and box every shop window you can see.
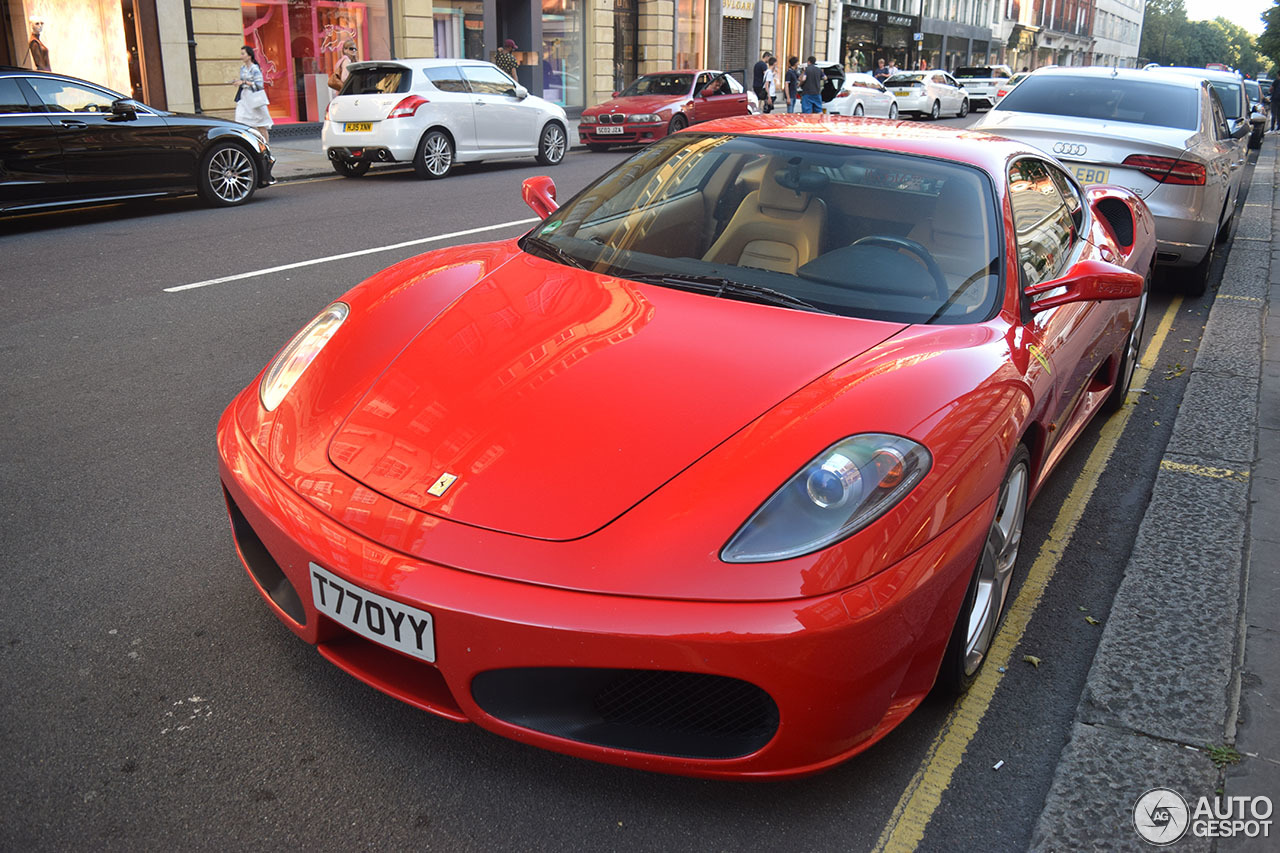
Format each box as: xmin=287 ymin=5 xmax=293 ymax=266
xmin=242 ymin=0 xmax=391 ymax=124
xmin=542 ymin=0 xmax=584 ymax=108
xmin=777 ymin=3 xmax=806 ymax=66
xmin=676 ymin=0 xmax=707 ymax=69
xmin=434 ymin=0 xmax=484 ymax=59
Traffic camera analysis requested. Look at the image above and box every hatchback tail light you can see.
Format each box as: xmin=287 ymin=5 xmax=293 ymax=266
xmin=1122 ymin=154 xmax=1207 ymax=185
xmin=834 ymin=90 xmax=850 ymax=98
xmin=387 ymin=95 xmax=429 ymax=119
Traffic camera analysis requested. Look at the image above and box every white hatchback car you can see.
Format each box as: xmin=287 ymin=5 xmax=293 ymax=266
xmin=826 ymin=73 xmax=899 ymax=119
xmin=884 ymin=70 xmax=969 ymax=119
xmin=322 ymin=58 xmax=569 ymax=179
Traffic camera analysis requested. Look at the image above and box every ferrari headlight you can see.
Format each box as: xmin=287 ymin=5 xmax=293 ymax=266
xmin=722 ymin=435 xmax=931 ymax=563
xmin=258 ymin=302 xmax=349 ymax=411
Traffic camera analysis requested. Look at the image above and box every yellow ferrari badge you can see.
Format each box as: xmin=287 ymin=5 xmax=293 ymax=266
xmin=427 ymin=472 xmax=458 ymax=497
xmin=1028 ymin=344 xmax=1052 ymax=375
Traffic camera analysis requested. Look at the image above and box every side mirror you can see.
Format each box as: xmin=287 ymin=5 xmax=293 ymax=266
xmin=612 ymin=91 xmax=619 ymax=98
xmin=1231 ymin=119 xmax=1250 ymax=139
xmin=1025 ymin=258 xmax=1144 ymax=313
xmin=522 ymin=175 xmax=558 ymax=219
xmin=513 ymin=83 xmax=529 ymax=100
xmin=109 ymin=98 xmax=138 ymax=121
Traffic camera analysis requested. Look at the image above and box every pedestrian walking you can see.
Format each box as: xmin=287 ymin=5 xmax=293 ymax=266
xmin=800 ymin=56 xmax=825 ymax=114
xmin=763 ymin=56 xmax=780 ymax=113
xmin=785 ymin=56 xmax=801 ymax=113
xmin=329 ymin=39 xmax=356 ymax=97
xmin=495 ymin=39 xmax=519 ymax=78
xmin=1271 ymin=77 xmax=1280 ymax=131
xmin=752 ymin=51 xmax=771 ymax=107
xmin=235 ymin=44 xmax=273 ymax=143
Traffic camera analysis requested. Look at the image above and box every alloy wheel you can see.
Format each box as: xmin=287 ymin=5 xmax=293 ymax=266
xmin=963 ymin=460 xmax=1028 ymax=676
xmin=207 ymin=146 xmax=254 ymax=204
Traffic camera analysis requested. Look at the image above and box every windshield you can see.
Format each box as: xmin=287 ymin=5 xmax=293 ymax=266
xmin=520 ymin=134 xmax=1003 ymax=325
xmin=620 ymin=74 xmax=694 ymax=97
xmin=1245 ymin=80 xmax=1261 ymax=101
xmin=996 ymin=75 xmax=1200 ymax=130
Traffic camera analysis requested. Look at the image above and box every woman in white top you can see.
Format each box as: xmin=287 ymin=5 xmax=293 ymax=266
xmin=235 ymin=44 xmax=273 ymax=142
xmin=763 ymin=55 xmax=779 ymax=113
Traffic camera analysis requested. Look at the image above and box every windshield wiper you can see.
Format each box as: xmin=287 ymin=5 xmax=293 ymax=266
xmin=627 ymin=272 xmax=835 ymax=315
xmin=522 ymin=236 xmax=586 ymax=269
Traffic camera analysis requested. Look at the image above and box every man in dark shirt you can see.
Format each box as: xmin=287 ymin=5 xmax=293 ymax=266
xmin=800 ymin=56 xmax=825 ymax=113
xmin=752 ymin=51 xmax=771 ymax=104
xmin=785 ymin=56 xmax=801 ymax=113
xmin=872 ymin=59 xmax=889 ymax=82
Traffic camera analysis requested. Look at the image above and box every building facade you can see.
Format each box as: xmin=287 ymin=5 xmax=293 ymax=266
xmin=1 ymin=0 xmax=1140 ymax=122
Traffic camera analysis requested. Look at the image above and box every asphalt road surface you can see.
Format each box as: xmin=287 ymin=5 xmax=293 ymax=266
xmin=0 ymin=122 xmax=1240 ymax=851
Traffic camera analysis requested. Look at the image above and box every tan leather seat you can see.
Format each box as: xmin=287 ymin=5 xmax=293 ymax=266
xmin=906 ymin=177 xmax=990 ymax=287
xmin=703 ymin=165 xmax=826 ymax=274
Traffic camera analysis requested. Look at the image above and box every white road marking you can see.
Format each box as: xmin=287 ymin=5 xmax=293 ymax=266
xmin=165 ymin=218 xmax=540 ymax=293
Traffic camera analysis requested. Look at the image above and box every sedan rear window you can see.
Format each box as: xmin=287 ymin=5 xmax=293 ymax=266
xmin=995 ymin=76 xmax=1200 ymax=130
xmin=956 ymin=67 xmax=1009 ymax=79
xmin=344 ymin=66 xmax=411 ymax=95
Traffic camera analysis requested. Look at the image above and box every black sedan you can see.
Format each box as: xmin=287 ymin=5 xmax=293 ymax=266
xmin=1 ymin=67 xmax=274 ymax=213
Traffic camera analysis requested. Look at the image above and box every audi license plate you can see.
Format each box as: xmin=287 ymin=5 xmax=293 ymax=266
xmin=344 ymin=122 xmax=373 ymax=132
xmin=1068 ymin=163 xmax=1110 ymax=185
xmin=309 ymin=562 xmax=436 ymax=662
xmin=597 ymin=126 xmax=624 ymax=135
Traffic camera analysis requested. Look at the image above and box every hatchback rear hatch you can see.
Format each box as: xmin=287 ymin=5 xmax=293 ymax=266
xmin=328 ymin=63 xmax=415 ymax=123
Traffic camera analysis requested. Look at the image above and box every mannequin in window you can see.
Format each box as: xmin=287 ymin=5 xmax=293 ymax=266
xmin=28 ymin=19 xmax=51 ymax=71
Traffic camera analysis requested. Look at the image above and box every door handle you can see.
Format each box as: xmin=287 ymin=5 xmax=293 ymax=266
xmin=474 ymin=100 xmax=486 ymax=106
xmin=60 ymin=119 xmax=88 ymax=129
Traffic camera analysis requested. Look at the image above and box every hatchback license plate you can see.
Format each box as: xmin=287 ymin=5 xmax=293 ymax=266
xmin=344 ymin=122 xmax=373 ymax=132
xmin=1068 ymin=163 xmax=1110 ymax=185
xmin=894 ymin=90 xmax=911 ymax=97
xmin=597 ymin=126 xmax=625 ymax=134
xmin=309 ymin=563 xmax=436 ymax=662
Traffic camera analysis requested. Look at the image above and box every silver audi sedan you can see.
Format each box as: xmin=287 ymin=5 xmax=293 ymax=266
xmin=974 ymin=66 xmax=1246 ymax=295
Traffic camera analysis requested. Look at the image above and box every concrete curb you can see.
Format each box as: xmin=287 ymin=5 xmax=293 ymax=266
xmin=1029 ymin=139 xmax=1275 ymax=850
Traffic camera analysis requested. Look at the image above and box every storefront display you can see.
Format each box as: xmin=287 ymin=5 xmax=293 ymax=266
xmin=241 ymin=0 xmax=391 ymax=123
xmin=676 ymin=0 xmax=706 ymax=70
xmin=8 ymin=0 xmax=131 ymax=92
xmin=840 ymin=5 xmax=918 ymax=72
xmin=541 ymin=0 xmax=582 ymax=108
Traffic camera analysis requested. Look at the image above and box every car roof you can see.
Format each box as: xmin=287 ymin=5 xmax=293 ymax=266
xmin=687 ymin=114 xmax=1048 ymax=177
xmin=1146 ymin=66 xmax=1244 ymax=86
xmin=1030 ymin=65 xmax=1206 ymax=90
xmin=348 ymin=58 xmax=502 ymax=71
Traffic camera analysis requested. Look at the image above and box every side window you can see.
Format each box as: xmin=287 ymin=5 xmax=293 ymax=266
xmin=425 ymin=66 xmax=468 ymax=93
xmin=463 ymin=64 xmax=518 ymax=95
xmin=26 ymin=78 xmax=115 ymax=113
xmin=725 ymin=75 xmax=744 ymax=94
xmin=0 ymin=78 xmax=33 ymax=114
xmin=1209 ymin=91 xmax=1230 ymax=140
xmin=1047 ymin=164 xmax=1084 ymax=229
xmin=1008 ymin=158 xmax=1077 ymax=288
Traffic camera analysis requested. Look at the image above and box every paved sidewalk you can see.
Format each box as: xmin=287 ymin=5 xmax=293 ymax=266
xmin=1031 ymin=137 xmax=1279 ymax=849
xmin=266 ymin=119 xmax=583 ymax=182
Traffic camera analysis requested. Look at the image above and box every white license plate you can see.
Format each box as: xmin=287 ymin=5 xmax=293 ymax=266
xmin=596 ymin=125 xmax=625 ymax=135
xmin=344 ymin=122 xmax=372 ymax=132
xmin=1068 ymin=163 xmax=1110 ymax=185
xmin=309 ymin=562 xmax=435 ymax=662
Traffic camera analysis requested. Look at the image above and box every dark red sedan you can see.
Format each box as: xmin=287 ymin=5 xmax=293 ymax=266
xmin=577 ymin=70 xmax=750 ymax=150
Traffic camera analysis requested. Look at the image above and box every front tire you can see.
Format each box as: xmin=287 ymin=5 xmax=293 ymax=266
xmin=889 ymin=102 xmax=899 ymax=120
xmin=668 ymin=113 xmax=688 ymax=135
xmin=413 ymin=130 xmax=454 ymax=179
xmin=535 ymin=122 xmax=567 ymax=166
xmin=958 ymin=98 xmax=970 ymax=118
xmin=331 ymin=158 xmax=371 ymax=178
xmin=937 ymin=446 xmax=1030 ymax=693
xmin=198 ymin=142 xmax=257 ymax=207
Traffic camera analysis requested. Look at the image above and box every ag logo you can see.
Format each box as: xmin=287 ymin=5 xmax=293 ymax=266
xmin=1134 ymin=788 xmax=1190 ymax=845
xmin=1053 ymin=142 xmax=1087 ymax=156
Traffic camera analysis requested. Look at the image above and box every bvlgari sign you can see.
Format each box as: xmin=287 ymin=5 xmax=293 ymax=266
xmin=723 ymin=0 xmax=755 ymax=18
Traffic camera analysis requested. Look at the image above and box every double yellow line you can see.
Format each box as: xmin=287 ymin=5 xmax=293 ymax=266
xmin=873 ymin=295 xmax=1183 ymax=852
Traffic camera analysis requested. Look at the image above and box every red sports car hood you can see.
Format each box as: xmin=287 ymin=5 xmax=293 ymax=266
xmin=587 ymin=94 xmax=679 ymax=116
xmin=328 ymin=253 xmax=904 ymax=540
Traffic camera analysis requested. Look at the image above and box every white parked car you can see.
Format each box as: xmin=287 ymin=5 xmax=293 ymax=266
xmin=884 ymin=70 xmax=969 ymax=119
xmin=322 ymin=58 xmax=569 ymax=179
xmin=826 ymin=73 xmax=899 ymax=118
xmin=974 ymin=66 xmax=1247 ymax=295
